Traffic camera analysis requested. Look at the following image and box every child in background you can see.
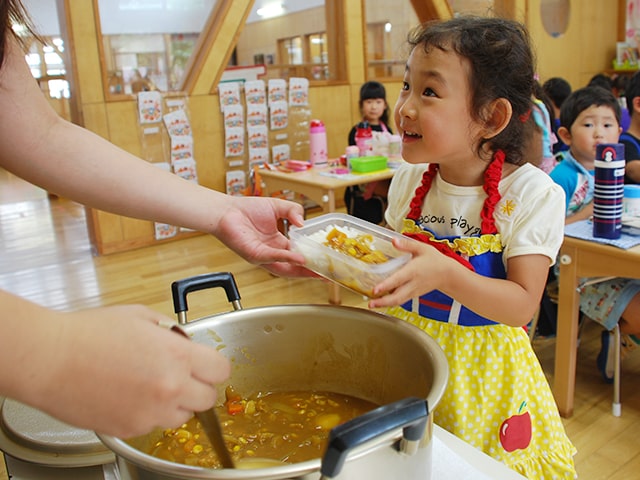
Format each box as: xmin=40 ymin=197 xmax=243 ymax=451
xmin=347 ymin=81 xmax=393 ymax=145
xmin=531 ymin=81 xmax=557 ymax=173
xmin=542 ymin=77 xmax=572 ymax=154
xmin=368 ymin=17 xmax=576 ymax=478
xmin=588 ymin=73 xmax=631 ymax=131
xmin=618 ymin=71 xmax=640 ymax=184
xmin=344 ymin=81 xmax=393 ymax=224
xmin=551 ymin=86 xmax=640 ymax=382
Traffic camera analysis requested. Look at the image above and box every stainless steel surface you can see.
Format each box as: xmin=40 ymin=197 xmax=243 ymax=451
xmin=99 ymin=300 xmax=449 ymax=480
xmin=0 ymin=397 xmax=114 ymax=468
xmin=3 ymin=455 xmax=118 ymax=479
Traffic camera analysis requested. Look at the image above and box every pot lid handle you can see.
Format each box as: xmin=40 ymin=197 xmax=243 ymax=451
xmin=171 ymin=272 xmax=242 ymax=324
xmin=320 ymin=397 xmax=429 ymax=479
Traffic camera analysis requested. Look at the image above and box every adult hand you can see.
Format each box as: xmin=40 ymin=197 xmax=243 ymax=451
xmin=30 ymin=305 xmax=230 ymax=438
xmin=214 ymin=196 xmax=310 ymax=277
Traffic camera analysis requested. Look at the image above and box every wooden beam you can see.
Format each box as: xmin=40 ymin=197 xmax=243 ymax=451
xmin=181 ymin=0 xmax=254 ymax=95
xmin=410 ymin=0 xmax=453 ymax=23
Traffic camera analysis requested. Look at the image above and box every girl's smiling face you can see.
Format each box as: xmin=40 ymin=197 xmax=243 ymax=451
xmin=394 ymin=46 xmax=486 ymax=179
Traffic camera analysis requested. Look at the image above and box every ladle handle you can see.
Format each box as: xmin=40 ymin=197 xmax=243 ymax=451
xmin=171 ymin=272 xmax=242 ymax=324
xmin=320 ymin=397 xmax=429 ymax=479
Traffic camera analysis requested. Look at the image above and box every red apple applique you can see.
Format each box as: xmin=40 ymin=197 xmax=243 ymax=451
xmin=499 ymin=401 xmax=532 ymax=452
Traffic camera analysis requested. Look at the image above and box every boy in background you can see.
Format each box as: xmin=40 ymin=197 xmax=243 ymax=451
xmin=550 ymin=86 xmax=640 ymax=382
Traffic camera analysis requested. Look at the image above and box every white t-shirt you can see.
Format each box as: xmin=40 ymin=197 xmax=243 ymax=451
xmin=385 ymin=162 xmax=566 ymax=267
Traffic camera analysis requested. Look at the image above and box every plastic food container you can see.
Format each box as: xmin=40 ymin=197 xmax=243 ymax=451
xmin=289 ymin=213 xmax=411 ymax=297
xmin=350 ymin=156 xmax=388 ymax=173
xmin=624 ymin=184 xmax=640 ymax=217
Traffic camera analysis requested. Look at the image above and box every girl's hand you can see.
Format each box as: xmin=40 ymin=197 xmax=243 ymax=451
xmin=368 ymin=237 xmax=458 ymax=309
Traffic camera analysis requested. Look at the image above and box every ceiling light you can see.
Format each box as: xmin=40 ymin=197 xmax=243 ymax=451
xmin=257 ymin=3 xmax=285 ymax=19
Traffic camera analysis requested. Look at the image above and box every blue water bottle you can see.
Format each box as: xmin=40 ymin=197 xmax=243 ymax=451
xmin=593 ymin=143 xmax=625 ymax=239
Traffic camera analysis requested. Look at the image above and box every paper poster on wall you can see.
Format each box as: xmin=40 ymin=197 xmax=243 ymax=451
xmin=225 ymin=126 xmax=245 ymax=157
xmin=170 ymin=135 xmax=194 ymax=164
xmin=218 ymin=82 xmax=242 ymax=112
xmin=267 ymin=79 xmax=287 ymax=106
xmin=289 ymin=77 xmax=309 ymax=106
xmin=154 ymin=222 xmax=178 ymax=240
xmin=223 ymin=104 xmax=244 ymax=129
xmin=244 ymin=79 xmax=267 ymax=106
xmin=226 ymin=170 xmax=246 ymax=196
xmin=247 ymin=104 xmax=268 ymax=127
xmin=247 ymin=125 xmax=269 ymax=150
xmin=173 ymin=158 xmax=198 ymax=183
xmin=272 ymin=144 xmax=290 ymax=165
xmin=269 ymin=100 xmax=288 ymax=130
xmin=627 ymin=0 xmax=640 ymax=53
xmin=137 ymin=91 xmax=163 ymax=123
xmin=163 ymin=109 xmax=192 ymax=137
xmin=249 ymin=147 xmax=270 ymax=167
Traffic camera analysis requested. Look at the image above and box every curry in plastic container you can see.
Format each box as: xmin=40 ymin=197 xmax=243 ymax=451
xmin=288 ymin=213 xmax=410 ymax=297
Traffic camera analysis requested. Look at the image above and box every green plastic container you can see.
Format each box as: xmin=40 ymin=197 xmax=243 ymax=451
xmin=350 ymin=156 xmax=388 ymax=173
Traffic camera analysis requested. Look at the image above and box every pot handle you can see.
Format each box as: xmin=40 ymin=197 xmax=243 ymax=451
xmin=171 ymin=272 xmax=242 ymax=324
xmin=320 ymin=397 xmax=428 ymax=479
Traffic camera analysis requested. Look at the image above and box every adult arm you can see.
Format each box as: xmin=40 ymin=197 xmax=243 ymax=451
xmin=0 ymin=37 xmax=307 ymax=276
xmin=0 ymin=290 xmax=230 ymax=437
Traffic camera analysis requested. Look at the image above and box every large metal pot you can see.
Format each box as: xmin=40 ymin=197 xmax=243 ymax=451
xmin=98 ymin=272 xmax=448 ymax=480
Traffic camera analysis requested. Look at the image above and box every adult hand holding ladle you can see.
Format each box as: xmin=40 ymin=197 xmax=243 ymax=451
xmin=166 ymin=321 xmax=285 ymax=470
xmin=163 ymin=321 xmax=235 ymax=468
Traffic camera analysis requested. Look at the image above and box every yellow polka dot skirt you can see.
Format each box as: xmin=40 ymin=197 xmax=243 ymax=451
xmin=387 ymin=306 xmax=577 ymax=479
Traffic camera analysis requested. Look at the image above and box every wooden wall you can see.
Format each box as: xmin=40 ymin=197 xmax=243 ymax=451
xmin=528 ymin=0 xmax=622 ymax=89
xmin=59 ymin=0 xmax=624 ymax=254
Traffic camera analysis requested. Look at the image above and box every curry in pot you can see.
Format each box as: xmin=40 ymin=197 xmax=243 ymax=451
xmin=135 ymin=387 xmax=377 ymax=468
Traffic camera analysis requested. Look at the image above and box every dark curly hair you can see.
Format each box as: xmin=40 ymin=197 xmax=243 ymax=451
xmin=406 ymin=16 xmax=537 ymax=165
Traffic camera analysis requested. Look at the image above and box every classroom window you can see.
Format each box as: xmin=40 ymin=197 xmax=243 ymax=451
xmin=25 ymin=37 xmax=70 ymax=99
xmin=364 ymin=0 xmax=419 ymax=79
xmin=234 ymin=0 xmax=342 ymax=82
xmin=96 ymin=0 xmax=217 ymax=95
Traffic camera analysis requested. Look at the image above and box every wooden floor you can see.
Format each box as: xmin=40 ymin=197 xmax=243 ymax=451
xmin=0 ymin=168 xmax=639 ymax=479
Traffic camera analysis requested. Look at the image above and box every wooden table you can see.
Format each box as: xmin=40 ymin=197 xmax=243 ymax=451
xmin=554 ymin=235 xmax=640 ymax=417
xmin=260 ymin=166 xmax=395 ymax=304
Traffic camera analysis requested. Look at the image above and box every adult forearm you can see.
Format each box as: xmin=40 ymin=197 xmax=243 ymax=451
xmin=17 ymin=119 xmax=225 ymax=233
xmin=0 ymin=291 xmax=63 ymax=405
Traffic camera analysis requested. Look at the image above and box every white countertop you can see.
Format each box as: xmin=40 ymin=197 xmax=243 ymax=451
xmin=432 ymin=425 xmax=526 ymax=479
xmin=3 ymin=425 xmax=526 ymax=480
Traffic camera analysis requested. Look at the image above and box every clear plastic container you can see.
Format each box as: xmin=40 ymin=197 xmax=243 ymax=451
xmin=289 ymin=213 xmax=411 ymax=297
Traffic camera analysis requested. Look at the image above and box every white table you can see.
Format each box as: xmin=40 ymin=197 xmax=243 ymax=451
xmin=3 ymin=425 xmax=525 ymax=479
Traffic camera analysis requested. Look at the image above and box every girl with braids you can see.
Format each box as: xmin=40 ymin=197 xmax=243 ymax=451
xmin=368 ymin=17 xmax=576 ymax=479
